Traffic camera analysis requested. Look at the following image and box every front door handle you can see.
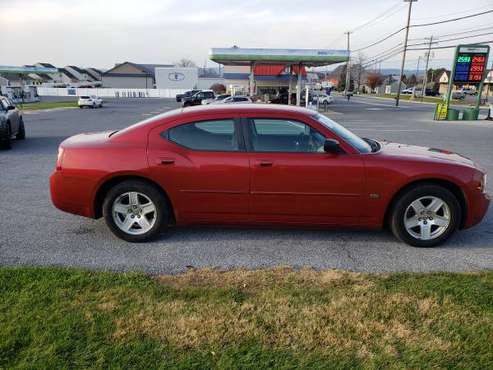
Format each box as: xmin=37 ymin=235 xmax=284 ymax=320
xmin=258 ymin=161 xmax=273 ymax=167
xmin=159 ymin=159 xmax=175 ymax=165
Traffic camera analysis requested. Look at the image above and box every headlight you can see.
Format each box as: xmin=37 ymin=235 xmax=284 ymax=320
xmin=479 ymin=174 xmax=487 ymax=194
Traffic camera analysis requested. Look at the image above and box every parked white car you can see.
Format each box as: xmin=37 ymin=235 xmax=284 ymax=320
xmin=313 ymin=94 xmax=334 ymax=105
xmin=78 ymin=96 xmax=103 ymax=108
xmin=212 ymin=96 xmax=252 ymax=104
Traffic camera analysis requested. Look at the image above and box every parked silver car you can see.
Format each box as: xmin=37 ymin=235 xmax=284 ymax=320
xmin=0 ymin=96 xmax=25 ymax=149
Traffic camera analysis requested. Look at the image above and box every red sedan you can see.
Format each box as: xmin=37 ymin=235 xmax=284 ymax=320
xmin=50 ymin=104 xmax=489 ymax=247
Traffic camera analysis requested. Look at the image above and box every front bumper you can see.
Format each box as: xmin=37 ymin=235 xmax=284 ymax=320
xmin=464 ymin=191 xmax=490 ymax=229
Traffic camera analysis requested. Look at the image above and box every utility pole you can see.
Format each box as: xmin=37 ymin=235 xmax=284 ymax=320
xmin=344 ymin=31 xmax=352 ymax=96
xmin=413 ymin=56 xmax=421 ymax=98
xmin=421 ymin=35 xmax=434 ymax=100
xmin=396 ymin=0 xmax=417 ymax=107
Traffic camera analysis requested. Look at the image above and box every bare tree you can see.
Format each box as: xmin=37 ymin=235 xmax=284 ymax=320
xmin=367 ymin=73 xmax=384 ymax=92
xmin=210 ymin=83 xmax=226 ymax=94
xmin=353 ymin=53 xmax=367 ymax=93
xmin=175 ymin=58 xmax=197 ymax=68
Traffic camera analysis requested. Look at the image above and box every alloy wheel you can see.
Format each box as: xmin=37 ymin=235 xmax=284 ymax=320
xmin=112 ymin=191 xmax=157 ymax=235
xmin=404 ymin=196 xmax=451 ymax=240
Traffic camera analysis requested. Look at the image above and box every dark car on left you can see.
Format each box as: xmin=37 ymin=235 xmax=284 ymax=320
xmin=0 ymin=96 xmax=25 ymax=149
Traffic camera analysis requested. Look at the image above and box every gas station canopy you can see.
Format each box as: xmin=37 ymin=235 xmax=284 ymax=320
xmin=209 ymin=47 xmax=349 ymax=66
xmin=210 ymin=47 xmax=349 ymax=106
xmin=0 ymin=65 xmax=58 ymax=74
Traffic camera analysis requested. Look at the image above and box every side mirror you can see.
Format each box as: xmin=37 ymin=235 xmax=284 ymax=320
xmin=324 ymin=139 xmax=343 ymax=154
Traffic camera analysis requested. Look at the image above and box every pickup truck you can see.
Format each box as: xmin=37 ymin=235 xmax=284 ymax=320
xmin=176 ymin=89 xmax=201 ymax=102
xmin=182 ymin=90 xmax=215 ymax=107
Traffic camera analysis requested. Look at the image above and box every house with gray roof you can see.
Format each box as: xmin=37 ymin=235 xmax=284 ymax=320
xmin=102 ymin=62 xmax=174 ymax=88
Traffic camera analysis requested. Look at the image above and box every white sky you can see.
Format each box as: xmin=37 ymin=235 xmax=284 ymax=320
xmin=1 ymin=0 xmax=493 ymax=71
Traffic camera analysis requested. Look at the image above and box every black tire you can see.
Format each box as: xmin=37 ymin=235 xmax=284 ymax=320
xmin=102 ymin=180 xmax=170 ymax=242
xmin=390 ymin=184 xmax=461 ymax=247
xmin=1 ymin=123 xmax=12 ymax=150
xmin=16 ymin=118 xmax=26 ymax=140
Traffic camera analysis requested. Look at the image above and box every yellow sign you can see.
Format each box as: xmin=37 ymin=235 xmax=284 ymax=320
xmin=435 ymin=103 xmax=448 ymax=120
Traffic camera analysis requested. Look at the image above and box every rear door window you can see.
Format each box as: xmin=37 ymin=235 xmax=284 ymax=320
xmin=166 ymin=119 xmax=241 ymax=151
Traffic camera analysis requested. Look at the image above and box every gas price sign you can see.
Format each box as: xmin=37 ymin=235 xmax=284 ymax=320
xmin=453 ymin=45 xmax=489 ymax=84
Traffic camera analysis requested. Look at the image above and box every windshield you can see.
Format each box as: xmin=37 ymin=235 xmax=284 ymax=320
xmin=313 ymin=113 xmax=372 ymax=153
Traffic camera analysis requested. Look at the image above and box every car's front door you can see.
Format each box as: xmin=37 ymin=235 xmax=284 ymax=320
xmin=244 ymin=117 xmax=365 ymax=225
xmin=147 ymin=116 xmax=250 ymax=224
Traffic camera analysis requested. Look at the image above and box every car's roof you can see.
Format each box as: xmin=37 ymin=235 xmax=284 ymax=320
xmin=178 ymin=103 xmax=314 ymax=116
xmin=113 ymin=104 xmax=317 ymax=139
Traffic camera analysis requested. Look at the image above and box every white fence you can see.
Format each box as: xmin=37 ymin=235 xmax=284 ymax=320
xmin=36 ymin=87 xmax=188 ymax=99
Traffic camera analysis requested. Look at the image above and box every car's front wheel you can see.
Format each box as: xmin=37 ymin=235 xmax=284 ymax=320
xmin=102 ymin=180 xmax=170 ymax=242
xmin=1 ymin=123 xmax=12 ymax=149
xmin=390 ymin=184 xmax=461 ymax=247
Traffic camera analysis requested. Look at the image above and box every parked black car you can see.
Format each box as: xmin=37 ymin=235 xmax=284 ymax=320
xmin=176 ymin=89 xmax=201 ymax=102
xmin=0 ymin=96 xmax=25 ymax=149
xmin=425 ymin=88 xmax=439 ymax=97
xmin=182 ymin=90 xmax=215 ymax=107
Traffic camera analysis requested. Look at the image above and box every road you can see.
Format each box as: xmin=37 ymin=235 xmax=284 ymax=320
xmin=1 ymin=96 xmax=492 ymax=273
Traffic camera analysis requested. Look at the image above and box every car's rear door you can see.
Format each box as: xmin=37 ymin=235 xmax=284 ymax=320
xmin=147 ymin=114 xmax=250 ymax=224
xmin=243 ymin=115 xmax=365 ymax=225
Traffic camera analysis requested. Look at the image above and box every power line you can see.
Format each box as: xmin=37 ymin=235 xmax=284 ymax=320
xmin=352 ymin=27 xmax=405 ymax=52
xmin=362 ymin=49 xmax=404 ymax=68
xmin=408 ymin=31 xmax=493 ymax=48
xmin=408 ymin=39 xmax=493 ymax=51
xmin=411 ymin=3 xmax=493 ymax=21
xmin=434 ymin=24 xmax=493 ymax=39
xmin=352 ymin=8 xmax=493 ymax=53
xmin=410 ymin=9 xmax=493 ymax=27
xmin=364 ymin=44 xmax=404 ymax=64
xmin=351 ymin=2 xmax=405 ymax=33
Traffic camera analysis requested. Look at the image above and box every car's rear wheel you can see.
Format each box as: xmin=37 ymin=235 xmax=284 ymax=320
xmin=102 ymin=180 xmax=170 ymax=242
xmin=1 ymin=123 xmax=12 ymax=150
xmin=16 ymin=118 xmax=26 ymax=140
xmin=390 ymin=185 xmax=461 ymax=247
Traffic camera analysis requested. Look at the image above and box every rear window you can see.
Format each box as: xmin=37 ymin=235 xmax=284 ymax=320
xmin=80 ymin=96 xmax=90 ymax=99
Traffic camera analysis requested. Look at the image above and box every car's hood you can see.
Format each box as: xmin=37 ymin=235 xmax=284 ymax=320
xmin=379 ymin=141 xmax=476 ymax=167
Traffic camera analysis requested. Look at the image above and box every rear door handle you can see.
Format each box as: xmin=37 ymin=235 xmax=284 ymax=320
xmin=258 ymin=160 xmax=273 ymax=167
xmin=159 ymin=159 xmax=175 ymax=165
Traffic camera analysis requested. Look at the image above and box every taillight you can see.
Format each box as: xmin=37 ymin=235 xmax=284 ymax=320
xmin=56 ymin=147 xmax=64 ymax=171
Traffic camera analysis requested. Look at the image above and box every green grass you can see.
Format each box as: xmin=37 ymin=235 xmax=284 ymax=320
xmin=18 ymin=101 xmax=78 ymax=111
xmin=1 ymin=267 xmax=492 ymax=369
xmin=381 ymin=94 xmax=469 ymax=105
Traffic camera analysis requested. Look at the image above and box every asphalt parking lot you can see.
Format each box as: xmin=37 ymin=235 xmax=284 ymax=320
xmin=1 ymin=96 xmax=492 ymax=273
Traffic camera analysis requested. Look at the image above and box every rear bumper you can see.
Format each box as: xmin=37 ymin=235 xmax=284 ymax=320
xmin=464 ymin=191 xmax=490 ymax=229
xmin=50 ymin=171 xmax=95 ymax=218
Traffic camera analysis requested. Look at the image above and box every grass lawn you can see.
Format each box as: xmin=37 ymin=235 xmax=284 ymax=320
xmin=1 ymin=267 xmax=492 ymax=369
xmin=381 ymin=94 xmax=469 ymax=105
xmin=18 ymin=101 xmax=78 ymax=111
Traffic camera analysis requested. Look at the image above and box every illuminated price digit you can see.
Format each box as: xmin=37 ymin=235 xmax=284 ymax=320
xmin=472 ymin=56 xmax=485 ymax=63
